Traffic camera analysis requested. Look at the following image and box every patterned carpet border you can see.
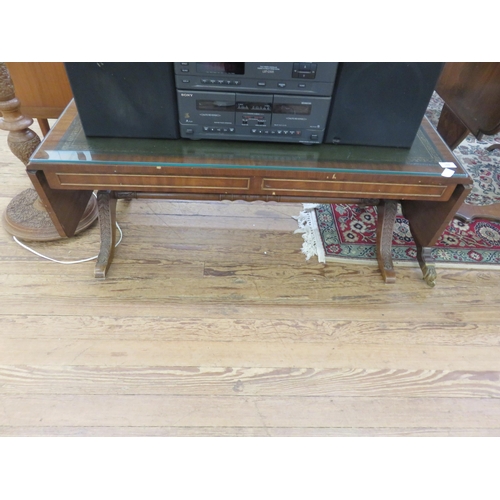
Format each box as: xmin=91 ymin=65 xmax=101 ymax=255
xmin=300 ymin=203 xmax=500 ymax=270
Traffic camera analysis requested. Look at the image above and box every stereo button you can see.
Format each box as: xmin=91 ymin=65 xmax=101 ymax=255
xmin=292 ymin=62 xmax=316 ymax=79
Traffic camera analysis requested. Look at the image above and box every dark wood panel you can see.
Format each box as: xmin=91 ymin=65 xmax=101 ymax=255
xmin=436 ymin=62 xmax=500 ymax=137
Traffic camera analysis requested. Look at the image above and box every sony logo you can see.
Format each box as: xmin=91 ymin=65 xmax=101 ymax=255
xmin=181 ymin=93 xmax=193 ymax=97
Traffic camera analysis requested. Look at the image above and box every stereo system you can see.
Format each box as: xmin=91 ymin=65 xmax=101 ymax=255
xmin=174 ymin=62 xmax=338 ymax=144
xmin=65 ymin=62 xmax=444 ymax=148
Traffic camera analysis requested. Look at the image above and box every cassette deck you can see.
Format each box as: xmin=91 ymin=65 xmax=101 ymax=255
xmin=174 ymin=62 xmax=339 ymax=144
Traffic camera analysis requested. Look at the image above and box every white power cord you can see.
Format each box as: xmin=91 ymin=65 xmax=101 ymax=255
xmin=12 ymin=222 xmax=123 ymax=265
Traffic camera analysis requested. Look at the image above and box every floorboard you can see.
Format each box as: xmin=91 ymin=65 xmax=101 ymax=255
xmin=1 ymin=122 xmax=500 ymax=437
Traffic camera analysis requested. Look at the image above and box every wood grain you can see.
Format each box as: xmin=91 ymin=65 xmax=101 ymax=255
xmin=1 ymin=339 xmax=500 ymax=370
xmin=2 ymin=394 xmax=500 ymax=428
xmin=0 ymin=366 xmax=499 ymax=398
xmin=4 ymin=63 xmax=72 ymax=120
xmin=1 ymin=122 xmax=500 ymax=436
xmin=1 ymin=426 xmax=500 ymax=437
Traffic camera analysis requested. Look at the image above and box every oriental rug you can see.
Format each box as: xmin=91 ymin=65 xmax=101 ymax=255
xmin=295 ymin=93 xmax=500 ymax=269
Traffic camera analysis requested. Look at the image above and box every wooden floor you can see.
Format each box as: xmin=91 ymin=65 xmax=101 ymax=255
xmin=1 ymin=124 xmax=500 ymax=437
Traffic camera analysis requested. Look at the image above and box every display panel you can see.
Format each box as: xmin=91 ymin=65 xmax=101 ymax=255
xmin=196 ymin=100 xmax=236 ymax=111
xmin=273 ymin=103 xmax=312 ymax=115
xmin=195 ymin=63 xmax=245 ymax=75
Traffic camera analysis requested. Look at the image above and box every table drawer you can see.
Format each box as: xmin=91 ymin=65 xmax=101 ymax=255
xmin=46 ymin=172 xmax=251 ymax=193
xmin=45 ymin=169 xmax=456 ymax=201
xmin=261 ymin=177 xmax=453 ymax=200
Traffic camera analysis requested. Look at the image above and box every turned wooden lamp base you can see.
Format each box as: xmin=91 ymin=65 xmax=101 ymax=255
xmin=2 ymin=188 xmax=98 ymax=241
xmin=0 ymin=63 xmax=99 ymax=241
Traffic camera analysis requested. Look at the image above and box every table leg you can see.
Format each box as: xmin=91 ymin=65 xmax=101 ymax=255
xmin=376 ymin=199 xmax=397 ymax=284
xmin=95 ymin=190 xmax=117 ymax=279
xmin=37 ymin=118 xmax=50 ymax=137
xmin=401 ymin=183 xmax=471 ymax=287
xmin=415 ymin=246 xmax=437 ymax=287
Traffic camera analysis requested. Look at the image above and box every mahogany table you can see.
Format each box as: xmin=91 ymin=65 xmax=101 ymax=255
xmin=27 ymin=101 xmax=472 ymax=286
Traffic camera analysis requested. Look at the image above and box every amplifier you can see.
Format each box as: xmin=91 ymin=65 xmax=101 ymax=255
xmin=174 ymin=62 xmax=338 ymax=96
xmin=174 ymin=62 xmax=338 ymax=144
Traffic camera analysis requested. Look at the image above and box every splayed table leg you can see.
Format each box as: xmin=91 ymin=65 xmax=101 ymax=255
xmin=415 ymin=245 xmax=437 ymax=287
xmin=402 ymin=183 xmax=471 ymax=287
xmin=95 ymin=191 xmax=117 ymax=279
xmin=376 ymin=199 xmax=398 ymax=284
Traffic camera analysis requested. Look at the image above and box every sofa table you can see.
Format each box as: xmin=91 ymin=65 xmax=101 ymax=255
xmin=26 ymin=101 xmax=472 ymax=285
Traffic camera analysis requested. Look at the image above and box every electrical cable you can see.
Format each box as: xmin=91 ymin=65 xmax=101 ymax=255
xmin=12 ymin=222 xmax=123 ymax=265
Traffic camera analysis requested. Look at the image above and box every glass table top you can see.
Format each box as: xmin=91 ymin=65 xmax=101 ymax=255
xmin=30 ymin=101 xmax=470 ymax=180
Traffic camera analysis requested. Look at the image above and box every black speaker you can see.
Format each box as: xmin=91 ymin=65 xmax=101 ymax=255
xmin=64 ymin=62 xmax=180 ymax=139
xmin=323 ymin=62 xmax=444 ymax=148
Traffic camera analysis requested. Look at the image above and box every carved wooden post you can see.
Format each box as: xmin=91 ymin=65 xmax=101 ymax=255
xmin=376 ymin=199 xmax=397 ymax=284
xmin=0 ymin=62 xmax=41 ymax=166
xmin=0 ymin=62 xmax=97 ymax=241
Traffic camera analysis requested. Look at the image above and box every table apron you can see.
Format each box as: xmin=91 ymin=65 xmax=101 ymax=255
xmin=41 ymin=169 xmax=458 ymax=202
